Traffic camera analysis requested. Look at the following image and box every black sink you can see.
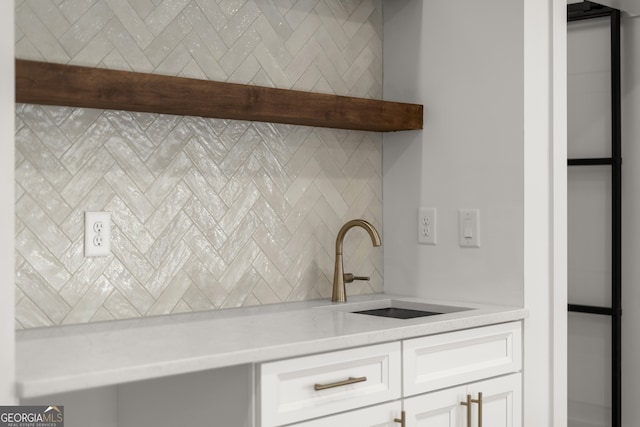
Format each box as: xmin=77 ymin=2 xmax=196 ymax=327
xmin=352 ymin=307 xmax=443 ymax=319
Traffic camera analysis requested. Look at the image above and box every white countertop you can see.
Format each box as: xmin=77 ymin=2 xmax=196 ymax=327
xmin=15 ymin=294 xmax=526 ymax=399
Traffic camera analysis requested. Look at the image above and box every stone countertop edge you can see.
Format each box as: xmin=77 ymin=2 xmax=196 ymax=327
xmin=15 ymin=293 xmax=527 ymax=399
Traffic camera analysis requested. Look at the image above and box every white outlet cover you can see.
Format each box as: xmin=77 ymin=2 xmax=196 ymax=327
xmin=418 ymin=207 xmax=437 ymax=245
xmin=85 ymin=211 xmax=111 ymax=257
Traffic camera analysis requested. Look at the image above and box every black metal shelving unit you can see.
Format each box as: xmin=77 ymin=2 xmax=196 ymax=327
xmin=567 ymin=2 xmax=622 ymax=427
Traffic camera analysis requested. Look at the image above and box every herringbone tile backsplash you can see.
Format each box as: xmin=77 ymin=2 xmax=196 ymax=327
xmin=15 ymin=0 xmax=383 ymax=328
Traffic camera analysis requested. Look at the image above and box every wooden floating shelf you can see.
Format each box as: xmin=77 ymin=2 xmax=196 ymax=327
xmin=15 ymin=59 xmax=423 ymax=133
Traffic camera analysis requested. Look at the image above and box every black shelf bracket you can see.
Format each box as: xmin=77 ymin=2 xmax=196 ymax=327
xmin=567 ymin=157 xmax=620 ymax=166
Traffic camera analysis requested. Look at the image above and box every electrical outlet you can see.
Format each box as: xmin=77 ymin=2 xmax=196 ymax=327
xmin=418 ymin=207 xmax=436 ymax=245
xmin=85 ymin=211 xmax=111 ymax=257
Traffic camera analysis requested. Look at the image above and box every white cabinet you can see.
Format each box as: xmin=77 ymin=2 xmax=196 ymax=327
xmin=257 ymin=321 xmax=522 ymax=427
xmin=403 ymin=373 xmax=521 ymax=427
xmin=403 ymin=321 xmax=522 ymax=396
xmin=291 ymin=401 xmax=402 ymax=427
xmin=257 ymin=342 xmax=401 ymax=427
xmin=401 ymin=322 xmax=522 ymax=427
xmin=403 ymin=385 xmax=464 ymax=427
xmin=466 ymin=374 xmax=521 ymax=427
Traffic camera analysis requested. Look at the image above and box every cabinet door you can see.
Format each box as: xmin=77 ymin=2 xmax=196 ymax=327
xmin=403 ymin=385 xmax=465 ymax=427
xmin=404 ymin=373 xmax=521 ymax=427
xmin=466 ymin=373 xmax=521 ymax=427
xmin=291 ymin=401 xmax=402 ymax=427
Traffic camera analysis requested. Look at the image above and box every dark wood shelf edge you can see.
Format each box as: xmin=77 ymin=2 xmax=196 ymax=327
xmin=15 ymin=59 xmax=423 ymax=133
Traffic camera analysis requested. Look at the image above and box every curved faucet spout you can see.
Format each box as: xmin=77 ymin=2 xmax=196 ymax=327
xmin=335 ymin=219 xmax=381 ymax=255
xmin=332 ymin=219 xmax=381 ymax=302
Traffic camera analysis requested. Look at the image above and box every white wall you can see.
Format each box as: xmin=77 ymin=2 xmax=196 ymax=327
xmin=383 ymin=0 xmax=524 ymax=307
xmin=596 ymin=0 xmax=640 ymax=16
xmin=567 ymin=12 xmax=640 ymax=427
xmin=567 ymin=16 xmax=612 ymax=427
xmin=568 ymin=0 xmax=640 ymax=16
xmin=20 ymin=364 xmax=252 ymax=427
xmin=524 ymin=1 xmax=556 ymax=425
xmin=524 ymin=1 xmax=568 ymax=426
xmin=22 ymin=386 xmax=118 ymax=427
xmin=0 ymin=0 xmax=16 ymax=405
xmin=383 ymin=0 xmax=568 ymax=425
xmin=620 ymin=12 xmax=640 ymax=427
xmin=118 ymin=365 xmax=253 ymax=427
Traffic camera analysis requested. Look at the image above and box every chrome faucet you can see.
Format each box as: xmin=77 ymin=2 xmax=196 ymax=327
xmin=332 ymin=219 xmax=381 ymax=302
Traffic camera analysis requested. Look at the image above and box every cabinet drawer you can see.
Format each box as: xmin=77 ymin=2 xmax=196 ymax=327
xmin=258 ymin=342 xmax=401 ymax=427
xmin=403 ymin=321 xmax=522 ymax=396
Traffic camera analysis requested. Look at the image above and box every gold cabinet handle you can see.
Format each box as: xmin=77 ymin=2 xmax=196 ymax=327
xmin=461 ymin=393 xmax=483 ymax=427
xmin=313 ymin=376 xmax=367 ymax=391
xmin=472 ymin=392 xmax=483 ymax=427
xmin=460 ymin=394 xmax=472 ymax=426
xmin=393 ymin=410 xmax=406 ymax=426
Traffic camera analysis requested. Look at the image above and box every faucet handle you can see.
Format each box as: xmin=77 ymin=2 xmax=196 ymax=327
xmin=343 ymin=273 xmax=370 ymax=283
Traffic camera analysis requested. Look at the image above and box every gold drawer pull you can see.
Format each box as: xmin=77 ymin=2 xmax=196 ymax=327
xmin=394 ymin=410 xmax=406 ymax=426
xmin=460 ymin=394 xmax=472 ymax=426
xmin=461 ymin=393 xmax=483 ymax=427
xmin=314 ymin=376 xmax=367 ymax=391
xmin=472 ymin=392 xmax=483 ymax=427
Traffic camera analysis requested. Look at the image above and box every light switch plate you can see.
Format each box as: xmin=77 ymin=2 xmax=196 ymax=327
xmin=458 ymin=209 xmax=480 ymax=248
